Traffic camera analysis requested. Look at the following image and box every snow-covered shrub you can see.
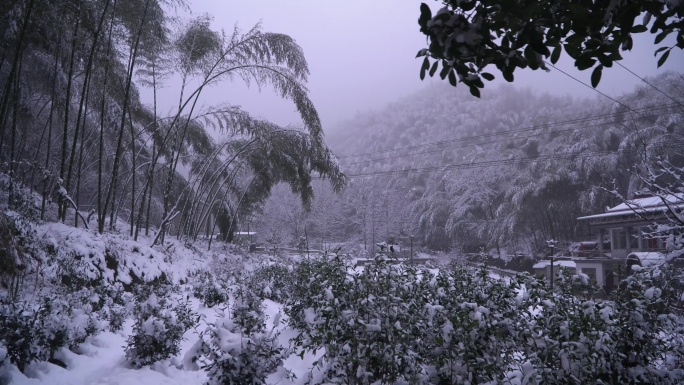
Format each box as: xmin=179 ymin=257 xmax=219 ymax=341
xmin=191 ymin=270 xmax=229 ymax=307
xmin=184 ymin=286 xmax=285 ymax=384
xmin=92 ymin=281 xmax=131 ymax=332
xmin=285 ymin=253 xmax=684 ymax=384
xmin=288 ymin=253 xmax=430 ymax=384
xmin=232 ymin=283 xmax=267 ymax=335
xmin=189 ymin=313 xmax=286 ymax=385
xmin=125 ymin=282 xmax=197 ymax=367
xmin=0 ymin=211 xmax=41 ymax=299
xmin=607 ymin=264 xmax=684 ymax=384
xmin=247 ymin=263 xmax=290 ymax=303
xmin=0 ymin=295 xmax=100 ymax=372
xmin=422 ymin=265 xmax=524 ymax=385
xmin=285 ymin=254 xmax=350 ymax=333
xmin=513 ymin=265 xmax=684 ymax=385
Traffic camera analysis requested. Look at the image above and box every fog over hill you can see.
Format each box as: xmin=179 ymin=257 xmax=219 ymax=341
xmin=258 ymin=72 xmax=684 ymax=255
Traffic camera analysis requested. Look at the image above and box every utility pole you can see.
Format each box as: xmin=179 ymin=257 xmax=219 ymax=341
xmin=547 ymin=239 xmax=557 ymax=290
xmin=410 ymin=235 xmax=414 ymax=266
xmin=305 ymin=224 xmax=309 ymax=259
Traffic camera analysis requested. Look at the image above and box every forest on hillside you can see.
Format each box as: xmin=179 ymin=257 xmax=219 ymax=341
xmin=257 ymin=72 xmax=684 ymax=256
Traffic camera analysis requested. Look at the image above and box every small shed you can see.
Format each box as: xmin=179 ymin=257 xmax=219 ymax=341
xmin=233 ymin=231 xmax=256 ymax=246
xmin=533 ymin=260 xmax=576 ymax=282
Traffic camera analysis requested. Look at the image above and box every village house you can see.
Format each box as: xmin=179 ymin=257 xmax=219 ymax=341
xmin=573 ymin=193 xmax=683 ymax=291
xmin=534 ymin=193 xmax=682 ymax=293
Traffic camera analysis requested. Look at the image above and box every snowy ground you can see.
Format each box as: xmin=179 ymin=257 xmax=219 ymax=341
xmin=4 ymin=296 xmax=325 ymax=385
xmin=1 ymin=219 xmax=331 ymax=385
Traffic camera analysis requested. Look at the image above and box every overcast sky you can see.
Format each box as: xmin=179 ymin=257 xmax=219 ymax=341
xmin=147 ymin=0 xmax=684 ymax=133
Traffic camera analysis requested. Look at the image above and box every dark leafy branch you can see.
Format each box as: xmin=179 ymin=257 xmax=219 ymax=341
xmin=417 ymin=0 xmax=684 ymax=96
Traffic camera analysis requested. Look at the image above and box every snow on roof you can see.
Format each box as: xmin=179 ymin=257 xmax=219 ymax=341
xmin=577 ymin=193 xmax=684 ymax=221
xmin=533 ymin=260 xmax=576 ymax=269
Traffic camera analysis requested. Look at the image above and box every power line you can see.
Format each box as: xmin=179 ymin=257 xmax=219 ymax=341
xmin=336 ymin=102 xmax=679 ymax=161
xmin=339 ymin=141 xmax=684 ymax=179
xmin=544 ymin=61 xmax=678 ymax=134
xmin=615 ymin=62 xmax=684 ymax=109
xmin=339 ymin=109 xmax=679 ymax=167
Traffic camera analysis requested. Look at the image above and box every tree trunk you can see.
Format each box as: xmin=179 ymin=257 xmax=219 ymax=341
xmin=97 ymin=0 xmax=117 ymax=233
xmin=0 ymin=0 xmax=35 ymax=161
xmin=101 ymin=0 xmax=150 ymax=232
xmin=59 ymin=11 xmax=81 ymax=221
xmin=66 ymin=0 xmax=111 ymax=224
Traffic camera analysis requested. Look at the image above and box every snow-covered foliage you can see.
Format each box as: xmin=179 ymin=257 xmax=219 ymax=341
xmin=125 ymin=282 xmax=197 ymax=368
xmin=194 ymin=315 xmax=286 ymax=385
xmin=247 ymin=263 xmax=291 ymax=303
xmin=185 ymin=284 xmax=287 ymax=385
xmin=190 ymin=270 xmax=229 ymax=308
xmin=0 ymin=293 xmax=103 ymax=372
xmin=285 ymin=253 xmax=684 ymax=385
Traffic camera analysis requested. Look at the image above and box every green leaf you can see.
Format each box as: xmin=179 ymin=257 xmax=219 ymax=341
xmin=530 ymin=39 xmax=550 ymax=56
xmin=575 ymin=55 xmax=596 ymax=71
xmin=654 ymin=30 xmax=671 ymax=45
xmin=420 ymin=57 xmax=429 ymax=80
xmin=653 ymin=46 xmax=668 ymax=56
xmin=525 ymin=46 xmax=539 ymax=70
xmin=631 ymin=25 xmax=647 ymax=33
xmin=448 ymin=70 xmax=457 ymax=86
xmin=591 ymin=65 xmax=602 ymax=88
xmin=481 ymin=72 xmax=495 ymax=81
xmin=657 ymin=49 xmax=670 ymax=68
xmin=503 ymin=70 xmax=514 ymax=82
xmin=418 ymin=3 xmax=432 ymax=28
xmin=415 ymin=48 xmax=428 ymax=58
xmin=550 ymin=45 xmax=562 ymax=64
xmin=429 ymin=60 xmax=439 ymax=77
xmin=439 ymin=64 xmax=450 ymax=80
xmin=597 ymin=54 xmax=612 ymax=68
xmin=469 ymin=85 xmax=481 ymax=98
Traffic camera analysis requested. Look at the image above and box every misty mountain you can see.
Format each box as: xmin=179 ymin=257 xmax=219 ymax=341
xmin=308 ymin=72 xmax=684 ymax=255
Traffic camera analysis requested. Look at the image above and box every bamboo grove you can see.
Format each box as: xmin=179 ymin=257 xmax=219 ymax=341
xmin=0 ymin=0 xmax=345 ymax=245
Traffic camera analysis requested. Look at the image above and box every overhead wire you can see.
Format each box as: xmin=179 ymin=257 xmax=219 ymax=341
xmin=339 ymin=109 xmax=679 ymax=167
xmin=615 ymin=62 xmax=684 ymax=109
xmin=336 ymin=102 xmax=679 ymax=160
xmin=341 ymin=141 xmax=684 ymax=179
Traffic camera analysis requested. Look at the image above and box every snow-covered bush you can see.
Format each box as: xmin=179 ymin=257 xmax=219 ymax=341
xmin=607 ymin=264 xmax=684 ymax=384
xmin=0 ymin=210 xmax=41 ymax=299
xmin=247 ymin=263 xmax=290 ymax=303
xmin=195 ymin=315 xmax=286 ymax=385
xmin=185 ymin=285 xmax=286 ymax=385
xmin=92 ymin=281 xmax=131 ymax=332
xmin=191 ymin=270 xmax=229 ymax=308
xmin=0 ymin=295 xmax=100 ymax=372
xmin=285 ymin=254 xmax=350 ymax=333
xmin=125 ymin=282 xmax=197 ymax=367
xmin=286 ymin=253 xmax=683 ymax=384
xmin=232 ymin=283 xmax=267 ymax=335
xmin=423 ymin=265 xmax=524 ymax=385
xmin=288 ymin=253 xmax=430 ymax=384
xmin=510 ymin=265 xmax=684 ymax=385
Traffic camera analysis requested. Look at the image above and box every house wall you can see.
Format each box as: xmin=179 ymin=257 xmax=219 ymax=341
xmin=575 ymin=261 xmax=604 ymax=286
xmin=608 ymin=225 xmax=665 ymax=259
